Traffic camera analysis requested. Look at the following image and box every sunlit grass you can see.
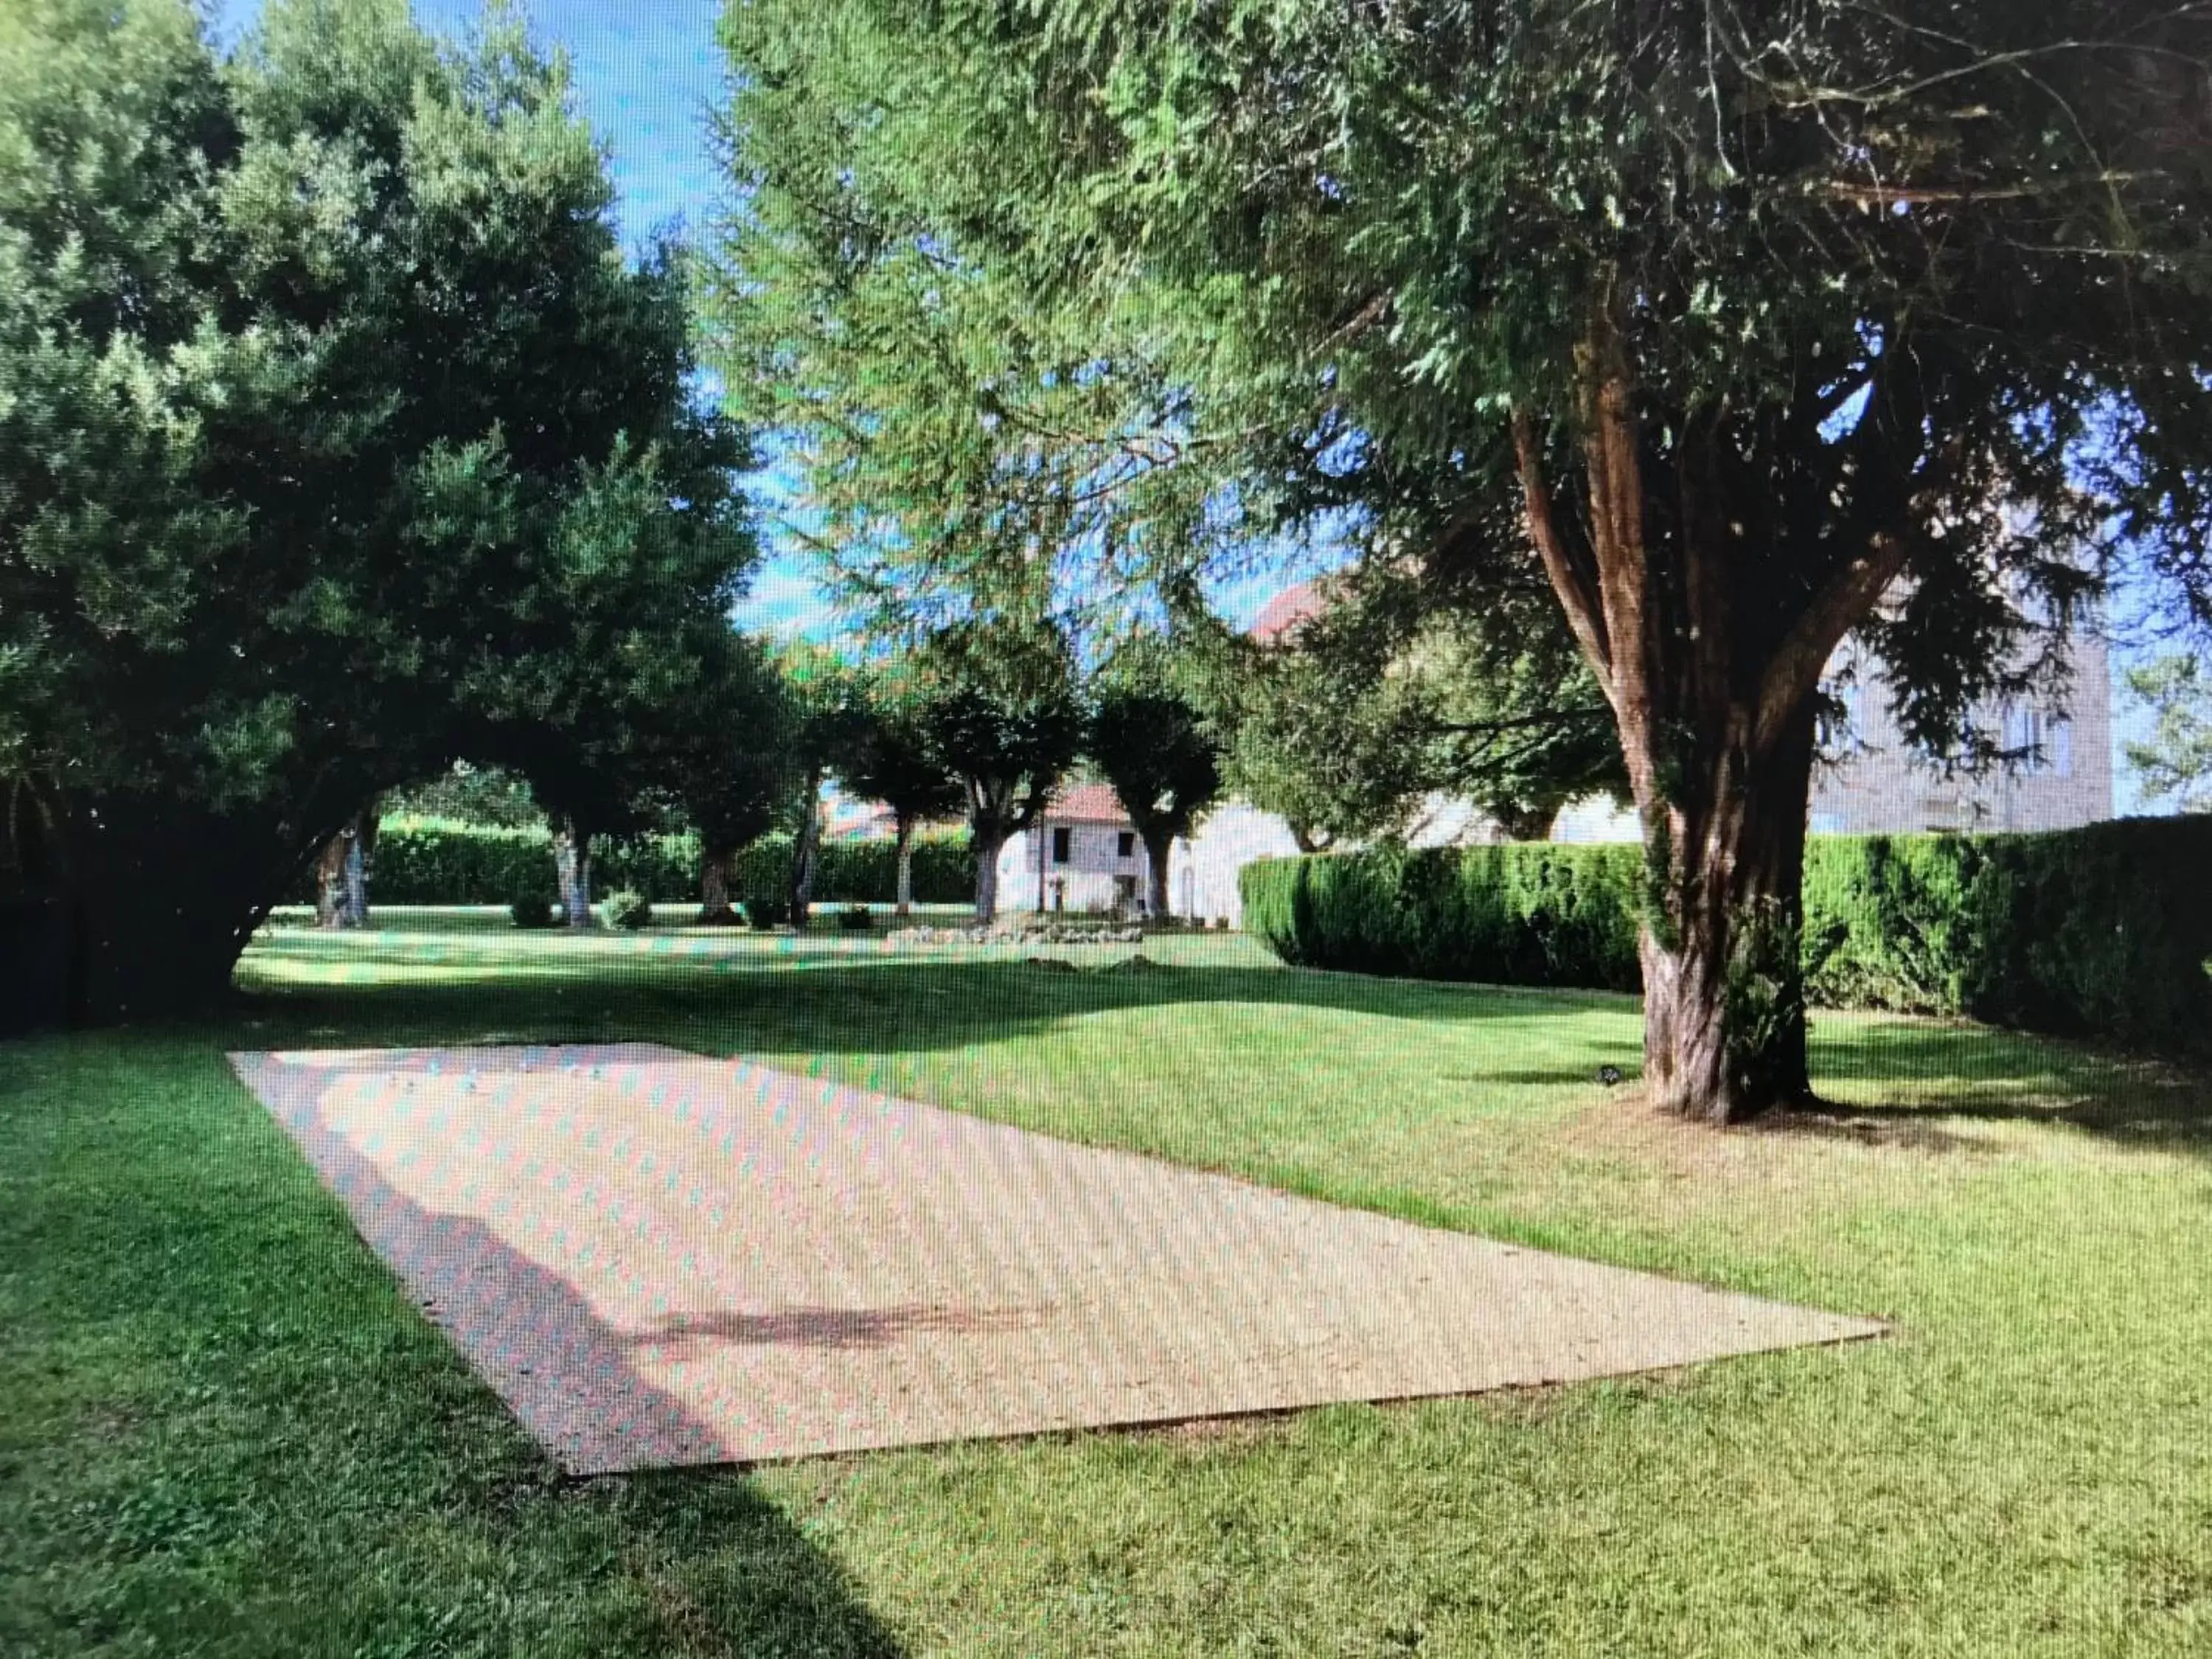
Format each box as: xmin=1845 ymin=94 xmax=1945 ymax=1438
xmin=6 ymin=918 xmax=2209 ymax=1655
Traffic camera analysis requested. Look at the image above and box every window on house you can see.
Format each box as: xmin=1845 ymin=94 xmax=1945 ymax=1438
xmin=1116 ymin=831 xmax=1135 ymax=859
xmin=2003 ymin=705 xmax=2072 ymax=776
xmin=1051 ymin=827 xmax=1071 ymax=864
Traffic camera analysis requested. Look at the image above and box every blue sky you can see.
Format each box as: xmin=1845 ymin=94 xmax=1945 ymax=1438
xmin=209 ymin=0 xmax=2166 ymax=810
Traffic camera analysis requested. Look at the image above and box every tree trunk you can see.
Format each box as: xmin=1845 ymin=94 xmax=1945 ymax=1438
xmin=554 ymin=818 xmax=596 ymax=928
xmin=973 ymin=827 xmax=1005 ymax=924
xmin=1637 ymin=701 xmax=1818 ymax=1124
xmin=698 ymin=844 xmax=737 ymax=924
xmin=316 ymin=832 xmax=349 ymax=928
xmin=1144 ymin=827 xmax=1174 ymax=918
xmin=313 ymin=809 xmax=376 ymax=928
xmin=894 ymin=816 xmax=915 ymax=917
xmin=1509 ymin=333 xmax=1904 ymax=1124
xmin=344 ymin=810 xmax=374 ymax=927
xmin=789 ymin=770 xmax=823 ymax=930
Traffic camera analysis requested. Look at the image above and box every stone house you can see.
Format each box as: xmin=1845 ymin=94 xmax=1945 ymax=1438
xmin=994 ymin=782 xmax=1154 ymax=914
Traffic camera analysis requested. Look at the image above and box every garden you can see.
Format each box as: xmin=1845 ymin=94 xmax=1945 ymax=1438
xmin=7 ymin=919 xmax=2212 ymax=1654
xmin=8 ymin=1 xmax=2212 ymax=1655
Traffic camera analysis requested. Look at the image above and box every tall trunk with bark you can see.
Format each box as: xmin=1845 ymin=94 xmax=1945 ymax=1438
xmin=313 ymin=808 xmax=377 ymax=928
xmin=788 ymin=769 xmax=822 ymax=930
xmin=893 ymin=814 xmax=916 ymax=917
xmin=698 ymin=844 xmax=737 ymax=924
xmin=972 ymin=826 xmax=1004 ymax=923
xmin=347 ymin=809 xmax=376 ymax=928
xmin=316 ymin=832 xmax=349 ymax=928
xmin=1632 ymin=700 xmax=1818 ymax=1121
xmin=1143 ymin=827 xmax=1173 ymax=917
xmin=554 ymin=817 xmax=597 ymax=928
xmin=1510 ymin=302 xmax=1908 ymax=1122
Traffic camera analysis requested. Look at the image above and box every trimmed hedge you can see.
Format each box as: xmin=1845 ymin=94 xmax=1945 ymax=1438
xmin=1241 ymin=817 xmax=2212 ymax=1055
xmin=310 ymin=817 xmax=977 ymax=907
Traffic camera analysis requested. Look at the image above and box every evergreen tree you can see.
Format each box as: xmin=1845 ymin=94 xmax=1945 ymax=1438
xmin=0 ymin=0 xmax=759 ymax=1013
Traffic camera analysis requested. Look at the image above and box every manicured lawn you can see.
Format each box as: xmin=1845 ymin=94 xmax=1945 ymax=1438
xmin=5 ymin=919 xmax=2210 ymax=1655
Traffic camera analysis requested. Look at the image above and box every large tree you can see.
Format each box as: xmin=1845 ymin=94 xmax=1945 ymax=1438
xmin=1085 ymin=641 xmax=1225 ymax=915
xmin=771 ymin=641 xmax=865 ymax=929
xmin=0 ymin=0 xmax=755 ymax=1015
xmin=838 ymin=660 xmax=965 ymax=917
xmin=913 ymin=620 xmax=1082 ymax=923
xmin=2123 ymin=653 xmax=2212 ymax=813
xmin=717 ymin=1 xmax=2212 ymax=1122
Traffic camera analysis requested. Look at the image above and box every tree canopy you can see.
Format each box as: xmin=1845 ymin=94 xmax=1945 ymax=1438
xmin=715 ymin=0 xmax=2212 ymax=1121
xmin=1085 ymin=639 xmax=1224 ymax=913
xmin=2124 ymin=653 xmax=2212 ymax=813
xmin=909 ymin=619 xmax=1082 ymax=922
xmin=1 ymin=0 xmax=760 ymax=1014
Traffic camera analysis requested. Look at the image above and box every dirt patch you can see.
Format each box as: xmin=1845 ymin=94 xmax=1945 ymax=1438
xmin=232 ymin=1044 xmax=1885 ymax=1473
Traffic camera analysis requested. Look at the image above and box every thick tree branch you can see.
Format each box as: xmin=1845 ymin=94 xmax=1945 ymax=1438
xmin=1752 ymin=532 xmax=1910 ymax=759
xmin=1511 ymin=409 xmax=1612 ymax=687
xmin=1576 ymin=319 xmax=1660 ymax=805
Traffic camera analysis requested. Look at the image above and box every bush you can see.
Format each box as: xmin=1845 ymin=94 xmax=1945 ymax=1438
xmin=1241 ymin=843 xmax=1643 ymax=991
xmin=836 ymin=904 xmax=874 ymax=931
xmin=1242 ymin=818 xmax=2212 ymax=1056
xmin=302 ymin=818 xmax=978 ymax=905
xmin=509 ymin=892 xmax=556 ymax=930
xmin=743 ymin=893 xmax=789 ymax=931
xmin=604 ymin=889 xmax=653 ymax=931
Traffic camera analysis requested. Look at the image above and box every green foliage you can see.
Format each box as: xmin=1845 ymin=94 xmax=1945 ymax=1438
xmin=2122 ymin=653 xmax=2212 ymax=813
xmin=836 ymin=904 xmax=874 ymax=931
xmin=742 ymin=891 xmax=790 ymax=931
xmin=507 ymin=892 xmax=555 ymax=931
xmin=836 ymin=657 xmax=965 ymax=836
xmin=383 ymin=762 xmax=540 ymax=830
xmin=1242 ymin=844 xmax=1645 ymax=990
xmin=603 ymin=889 xmax=653 ymax=931
xmin=910 ymin=619 xmax=1082 ymax=905
xmin=0 ymin=0 xmax=761 ymax=1016
xmin=1804 ymin=820 xmax=2212 ymax=1051
xmin=1086 ymin=661 xmax=1222 ymax=873
xmin=1206 ymin=570 xmax=1621 ymax=848
xmin=1245 ymin=820 xmax=2212 ymax=1055
xmin=317 ymin=818 xmax=978 ymax=906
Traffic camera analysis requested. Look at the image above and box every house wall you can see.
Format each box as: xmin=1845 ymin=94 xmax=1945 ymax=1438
xmin=1809 ymin=633 xmax=2113 ymax=834
xmin=996 ymin=821 xmax=1152 ymax=914
xmin=1165 ymin=804 xmax=1304 ymax=927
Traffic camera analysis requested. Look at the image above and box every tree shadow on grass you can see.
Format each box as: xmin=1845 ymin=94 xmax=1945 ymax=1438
xmin=231 ymin=945 xmax=1621 ymax=1062
xmin=1795 ymin=1015 xmax=2212 ymax=1158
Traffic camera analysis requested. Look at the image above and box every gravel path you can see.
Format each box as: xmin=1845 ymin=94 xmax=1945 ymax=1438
xmin=232 ymin=1043 xmax=1884 ymax=1472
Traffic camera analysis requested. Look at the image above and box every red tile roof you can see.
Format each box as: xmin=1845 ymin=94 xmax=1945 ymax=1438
xmin=1249 ymin=580 xmax=1326 ymax=643
xmin=1040 ymin=781 xmax=1133 ymax=825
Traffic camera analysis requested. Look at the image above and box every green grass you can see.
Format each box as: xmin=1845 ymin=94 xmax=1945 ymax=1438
xmin=6 ymin=917 xmax=2211 ymax=1655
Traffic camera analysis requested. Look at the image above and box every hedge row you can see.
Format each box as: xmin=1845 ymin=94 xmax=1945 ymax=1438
xmin=316 ymin=818 xmax=978 ymax=906
xmin=1240 ymin=816 xmax=2212 ymax=1054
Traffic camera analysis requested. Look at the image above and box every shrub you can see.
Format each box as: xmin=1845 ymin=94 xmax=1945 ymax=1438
xmin=836 ymin=904 xmax=874 ymax=931
xmin=743 ymin=893 xmax=789 ymax=931
xmin=1242 ymin=818 xmax=2212 ymax=1056
xmin=605 ymin=889 xmax=653 ymax=931
xmin=1241 ymin=843 xmax=1643 ymax=991
xmin=509 ymin=891 xmax=556 ymax=930
xmin=308 ymin=818 xmax=979 ymax=905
